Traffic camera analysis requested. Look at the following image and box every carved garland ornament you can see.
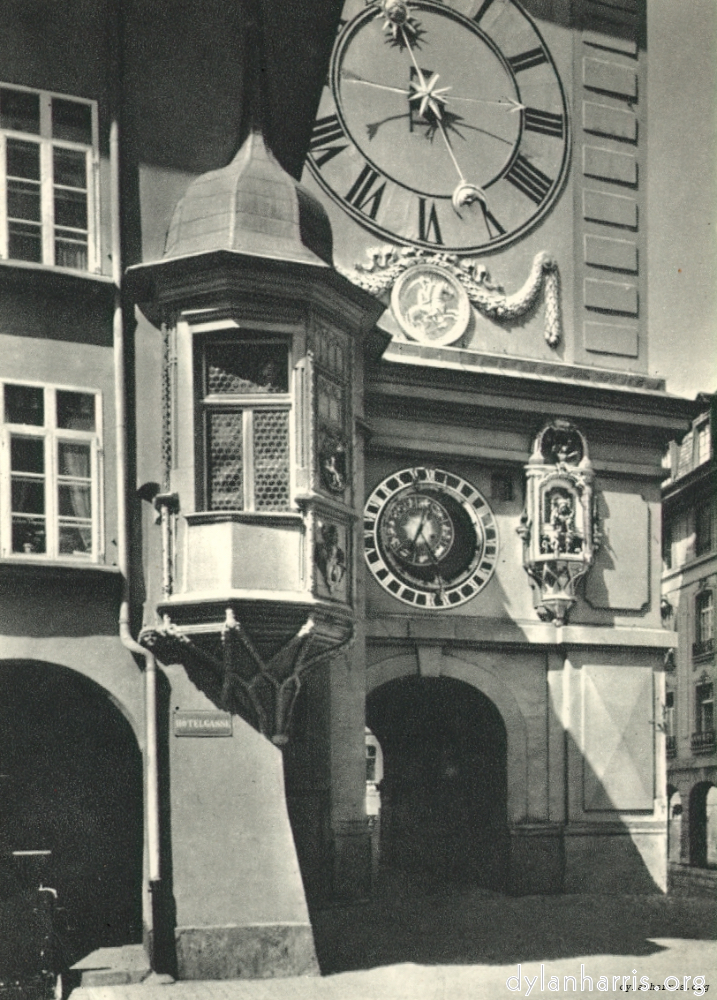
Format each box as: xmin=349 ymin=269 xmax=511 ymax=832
xmin=339 ymin=248 xmax=562 ymax=346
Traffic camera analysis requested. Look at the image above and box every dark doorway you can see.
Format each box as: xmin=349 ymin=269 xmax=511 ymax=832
xmin=689 ymin=781 xmax=717 ymax=869
xmin=0 ymin=661 xmax=143 ymax=964
xmin=366 ymin=676 xmax=508 ymax=893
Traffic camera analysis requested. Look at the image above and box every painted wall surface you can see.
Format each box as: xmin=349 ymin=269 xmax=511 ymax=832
xmin=647 ymin=0 xmax=717 ymax=396
xmin=0 ymin=297 xmax=118 ymax=568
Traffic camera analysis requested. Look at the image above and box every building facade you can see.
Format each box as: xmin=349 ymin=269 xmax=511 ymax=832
xmin=662 ymin=397 xmax=716 ymax=873
xmin=0 ymin=0 xmax=701 ymax=985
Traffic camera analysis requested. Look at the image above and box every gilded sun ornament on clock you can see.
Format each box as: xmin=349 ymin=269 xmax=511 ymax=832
xmin=306 ymin=0 xmax=570 ymax=254
xmin=364 ymin=466 xmax=499 ymax=608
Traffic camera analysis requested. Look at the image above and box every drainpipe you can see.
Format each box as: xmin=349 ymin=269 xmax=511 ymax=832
xmin=110 ymin=116 xmax=161 ymax=891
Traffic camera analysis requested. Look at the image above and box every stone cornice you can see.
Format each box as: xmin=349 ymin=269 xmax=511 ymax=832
xmin=366 ymin=347 xmax=699 ymax=436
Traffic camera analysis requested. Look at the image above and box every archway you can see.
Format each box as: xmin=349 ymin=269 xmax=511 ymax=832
xmin=707 ymin=786 xmax=717 ymax=867
xmin=0 ymin=661 xmax=143 ymax=963
xmin=366 ymin=676 xmax=508 ymax=893
xmin=667 ymin=786 xmax=682 ymax=863
xmin=689 ymin=781 xmax=717 ymax=868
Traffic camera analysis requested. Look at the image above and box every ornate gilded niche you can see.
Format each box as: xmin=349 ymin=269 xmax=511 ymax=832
xmin=518 ymin=421 xmax=600 ymax=625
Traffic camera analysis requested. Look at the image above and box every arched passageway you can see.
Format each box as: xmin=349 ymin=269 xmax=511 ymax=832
xmin=667 ymin=787 xmax=682 ymax=863
xmin=706 ymin=786 xmax=717 ymax=867
xmin=366 ymin=676 xmax=508 ymax=893
xmin=0 ymin=662 xmax=143 ymax=963
xmin=689 ymin=781 xmax=717 ymax=868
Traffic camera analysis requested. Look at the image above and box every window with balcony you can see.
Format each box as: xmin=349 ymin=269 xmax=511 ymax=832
xmin=694 ymin=590 xmax=715 ymax=659
xmin=0 ymin=382 xmax=101 ymax=559
xmin=0 ymin=84 xmax=98 ymax=271
xmin=692 ymin=682 xmax=715 ymax=754
xmin=200 ymin=341 xmax=292 ymax=512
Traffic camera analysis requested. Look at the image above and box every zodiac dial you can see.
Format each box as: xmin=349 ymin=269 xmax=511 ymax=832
xmin=306 ymin=0 xmax=570 ymax=254
xmin=364 ymin=467 xmax=499 ymax=608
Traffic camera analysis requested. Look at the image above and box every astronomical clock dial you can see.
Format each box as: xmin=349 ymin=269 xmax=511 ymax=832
xmin=364 ymin=467 xmax=499 ymax=608
xmin=306 ymin=0 xmax=570 ymax=255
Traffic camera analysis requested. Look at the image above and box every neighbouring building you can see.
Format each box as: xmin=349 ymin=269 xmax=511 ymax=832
xmin=662 ymin=396 xmax=716 ymax=875
xmin=0 ymin=0 xmax=702 ymax=985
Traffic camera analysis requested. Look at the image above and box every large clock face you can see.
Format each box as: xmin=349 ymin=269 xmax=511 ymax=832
xmin=306 ymin=0 xmax=570 ymax=255
xmin=364 ymin=467 xmax=499 ymax=608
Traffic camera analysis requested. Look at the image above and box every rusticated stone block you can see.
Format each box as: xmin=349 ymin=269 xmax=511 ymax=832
xmin=175 ymin=923 xmax=319 ymax=980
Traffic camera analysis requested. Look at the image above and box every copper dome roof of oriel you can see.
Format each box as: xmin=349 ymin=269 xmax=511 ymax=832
xmin=163 ymin=127 xmax=334 ymax=268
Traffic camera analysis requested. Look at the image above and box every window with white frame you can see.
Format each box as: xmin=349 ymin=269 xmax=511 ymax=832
xmin=1 ymin=382 xmax=101 ymax=558
xmin=695 ymin=682 xmax=714 ymax=735
xmin=696 ymin=419 xmax=711 ymax=467
xmin=200 ymin=341 xmax=292 ymax=512
xmin=665 ymin=690 xmax=676 ymax=740
xmin=0 ymin=84 xmax=98 ymax=271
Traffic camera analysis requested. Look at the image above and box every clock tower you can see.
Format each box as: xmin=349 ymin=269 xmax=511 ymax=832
xmin=292 ymin=0 xmax=697 ymax=899
xmin=301 ymin=0 xmax=646 ymax=374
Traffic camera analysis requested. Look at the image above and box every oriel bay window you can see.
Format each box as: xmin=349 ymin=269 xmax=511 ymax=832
xmin=1 ymin=382 xmax=101 ymax=559
xmin=201 ymin=341 xmax=292 ymax=512
xmin=0 ymin=84 xmax=98 ymax=271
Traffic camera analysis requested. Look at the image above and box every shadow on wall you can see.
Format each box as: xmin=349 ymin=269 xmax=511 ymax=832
xmin=309 ymin=670 xmax=682 ymax=974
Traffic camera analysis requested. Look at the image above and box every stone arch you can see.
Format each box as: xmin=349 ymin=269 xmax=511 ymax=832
xmin=366 ymin=651 xmax=530 ymax=823
xmin=0 ymin=660 xmax=144 ymax=962
xmin=667 ymin=785 xmax=682 ymax=863
xmin=688 ymin=780 xmax=717 ymax=868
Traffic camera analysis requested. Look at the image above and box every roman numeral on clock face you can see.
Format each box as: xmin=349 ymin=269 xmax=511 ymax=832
xmin=418 ymin=199 xmax=443 ymax=245
xmin=346 ymin=163 xmax=386 ymax=220
xmin=505 ymin=154 xmax=553 ymax=204
xmin=479 ymin=201 xmax=506 ymax=239
xmin=309 ymin=115 xmax=348 ymax=168
xmin=508 ymin=47 xmax=548 ymax=73
xmin=471 ymin=0 xmax=496 ymax=23
xmin=524 ymin=108 xmax=564 ymax=138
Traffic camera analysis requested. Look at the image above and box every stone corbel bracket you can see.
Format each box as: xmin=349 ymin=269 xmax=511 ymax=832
xmin=339 ymin=247 xmax=562 ymax=346
xmin=139 ymin=611 xmax=355 ymax=745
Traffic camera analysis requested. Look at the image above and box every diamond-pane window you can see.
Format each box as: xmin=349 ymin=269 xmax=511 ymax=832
xmin=203 ymin=341 xmax=292 ymax=512
xmin=253 ymin=409 xmax=290 ymax=510
xmin=208 ymin=411 xmax=244 ymax=510
xmin=206 ymin=344 xmax=288 ymax=395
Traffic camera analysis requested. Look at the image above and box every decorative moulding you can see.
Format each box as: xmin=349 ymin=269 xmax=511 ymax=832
xmin=339 ymin=247 xmax=562 ymax=346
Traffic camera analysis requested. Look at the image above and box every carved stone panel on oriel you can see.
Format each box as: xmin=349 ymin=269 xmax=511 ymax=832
xmin=314 ymin=516 xmax=350 ymax=603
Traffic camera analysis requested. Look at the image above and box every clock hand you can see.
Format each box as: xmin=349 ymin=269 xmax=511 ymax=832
xmin=341 ymin=72 xmax=413 ymax=97
xmin=366 ymin=113 xmax=411 ymax=140
xmin=342 ymin=70 xmax=525 ymax=114
xmin=415 ymin=526 xmax=447 ymax=598
xmin=400 ymin=25 xmax=450 ymax=120
xmin=430 ymin=114 xmax=492 ymax=217
xmin=410 ymin=504 xmax=431 ymax=548
xmin=449 ymin=95 xmax=525 ymax=113
xmin=396 ymin=22 xmax=494 ymax=216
